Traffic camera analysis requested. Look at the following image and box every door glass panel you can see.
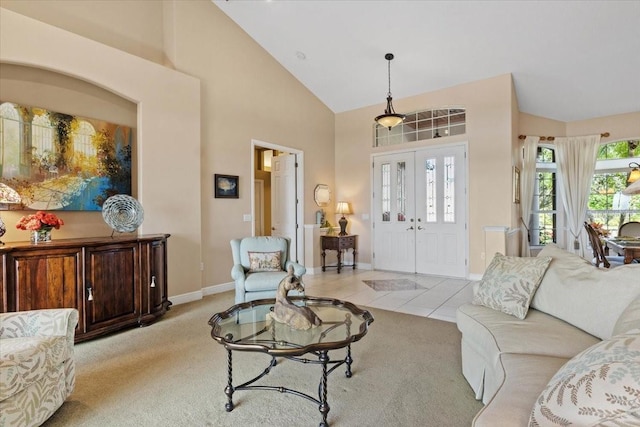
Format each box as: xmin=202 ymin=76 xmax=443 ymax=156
xmin=397 ymin=162 xmax=406 ymax=221
xmin=444 ymin=155 xmax=455 ymax=222
xmin=381 ymin=163 xmax=390 ymax=221
xmin=425 ymin=158 xmax=437 ymax=222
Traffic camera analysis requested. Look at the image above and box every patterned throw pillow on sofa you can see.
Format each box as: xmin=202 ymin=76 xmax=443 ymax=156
xmin=472 ymin=253 xmax=552 ymax=319
xmin=530 ymin=329 xmax=640 ymax=426
xmin=248 ymin=251 xmax=282 ymax=272
xmin=614 ymin=294 xmax=640 ymax=336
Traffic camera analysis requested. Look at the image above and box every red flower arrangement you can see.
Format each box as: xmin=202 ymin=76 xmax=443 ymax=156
xmin=16 ymin=211 xmax=64 ymax=231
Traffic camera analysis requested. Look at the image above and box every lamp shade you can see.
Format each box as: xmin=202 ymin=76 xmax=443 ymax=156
xmin=628 ymin=162 xmax=640 ymax=183
xmin=336 ymin=202 xmax=352 ymax=216
xmin=623 ymin=177 xmax=640 ymax=196
xmin=375 ymin=112 xmax=405 ymax=129
xmin=0 ymin=183 xmax=21 ymax=204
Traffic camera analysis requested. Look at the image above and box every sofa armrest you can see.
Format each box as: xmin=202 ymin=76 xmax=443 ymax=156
xmin=0 ymin=309 xmax=78 ymax=342
xmin=231 ymin=264 xmax=247 ymax=281
xmin=1 ymin=309 xmax=79 ymax=399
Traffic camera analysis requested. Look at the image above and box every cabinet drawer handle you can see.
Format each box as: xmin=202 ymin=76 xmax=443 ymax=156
xmin=87 ymin=287 xmax=94 ymax=301
xmin=151 ymin=276 xmax=156 ymax=288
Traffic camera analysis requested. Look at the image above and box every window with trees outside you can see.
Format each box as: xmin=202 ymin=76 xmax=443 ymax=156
xmin=529 ymin=139 xmax=640 ymax=247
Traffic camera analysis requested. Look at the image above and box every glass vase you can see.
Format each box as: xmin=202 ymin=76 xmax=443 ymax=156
xmin=31 ymin=228 xmax=52 ymax=243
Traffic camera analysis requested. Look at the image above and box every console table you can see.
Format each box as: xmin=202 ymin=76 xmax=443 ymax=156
xmin=0 ymin=234 xmax=171 ymax=342
xmin=321 ymin=235 xmax=357 ymax=273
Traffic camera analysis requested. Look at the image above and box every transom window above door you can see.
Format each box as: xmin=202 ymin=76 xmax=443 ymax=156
xmin=373 ymin=107 xmax=466 ymax=147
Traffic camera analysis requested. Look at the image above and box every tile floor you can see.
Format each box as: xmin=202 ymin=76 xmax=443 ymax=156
xmin=301 ymin=269 xmax=475 ymax=323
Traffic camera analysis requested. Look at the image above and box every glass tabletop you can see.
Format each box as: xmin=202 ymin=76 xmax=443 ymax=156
xmin=208 ymin=296 xmax=374 ymax=356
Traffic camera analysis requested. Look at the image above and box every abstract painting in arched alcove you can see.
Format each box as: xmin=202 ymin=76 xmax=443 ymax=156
xmin=0 ymin=101 xmax=133 ymax=211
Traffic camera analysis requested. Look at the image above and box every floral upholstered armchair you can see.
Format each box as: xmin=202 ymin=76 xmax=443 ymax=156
xmin=230 ymin=236 xmax=306 ymax=304
xmin=0 ymin=308 xmax=79 ymax=427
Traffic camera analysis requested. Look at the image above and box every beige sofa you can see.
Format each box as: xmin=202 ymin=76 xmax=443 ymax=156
xmin=0 ymin=309 xmax=79 ymax=427
xmin=456 ymin=244 xmax=640 ymax=426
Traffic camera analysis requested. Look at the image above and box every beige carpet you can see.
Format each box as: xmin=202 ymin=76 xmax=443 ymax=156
xmin=44 ymin=291 xmax=482 ymax=426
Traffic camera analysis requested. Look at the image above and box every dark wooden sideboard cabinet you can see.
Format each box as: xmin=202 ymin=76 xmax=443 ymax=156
xmin=0 ymin=234 xmax=171 ymax=342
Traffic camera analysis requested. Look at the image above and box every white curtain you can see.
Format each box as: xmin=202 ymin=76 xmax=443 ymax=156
xmin=555 ymin=135 xmax=601 ymax=258
xmin=520 ymin=136 xmax=539 ymax=257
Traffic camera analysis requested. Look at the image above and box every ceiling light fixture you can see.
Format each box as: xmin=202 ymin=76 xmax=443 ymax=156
xmin=374 ymin=53 xmax=405 ymax=130
xmin=628 ymin=162 xmax=640 ymax=184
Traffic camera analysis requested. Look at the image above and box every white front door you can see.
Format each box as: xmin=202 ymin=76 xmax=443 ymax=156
xmin=271 ymin=153 xmax=297 ymax=259
xmin=373 ymin=152 xmax=416 ymax=272
xmin=414 ymin=145 xmax=467 ymax=276
xmin=372 ymin=145 xmax=467 ymax=277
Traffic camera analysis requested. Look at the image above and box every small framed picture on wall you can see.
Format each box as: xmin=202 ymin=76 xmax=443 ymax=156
xmin=214 ymin=174 xmax=239 ymax=198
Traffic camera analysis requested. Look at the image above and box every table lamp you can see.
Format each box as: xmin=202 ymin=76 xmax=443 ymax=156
xmin=336 ymin=201 xmax=352 ymax=236
xmin=628 ymin=162 xmax=640 ymax=184
xmin=0 ymin=183 xmax=22 ymax=245
xmin=623 ymin=177 xmax=640 ymax=196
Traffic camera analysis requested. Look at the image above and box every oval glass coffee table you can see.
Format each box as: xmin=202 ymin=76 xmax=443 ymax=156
xmin=208 ymin=296 xmax=374 ymax=427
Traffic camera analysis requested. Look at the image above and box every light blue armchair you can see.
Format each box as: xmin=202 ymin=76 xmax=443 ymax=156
xmin=230 ymin=236 xmax=306 ymax=304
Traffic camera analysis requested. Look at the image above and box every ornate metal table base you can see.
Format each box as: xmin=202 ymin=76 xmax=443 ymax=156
xmin=209 ymin=297 xmax=373 ymax=427
xmin=224 ymin=346 xmax=354 ymax=427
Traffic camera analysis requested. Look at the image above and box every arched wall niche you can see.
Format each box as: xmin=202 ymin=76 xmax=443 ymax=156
xmin=0 ymin=8 xmax=203 ymax=298
xmin=0 ymin=62 xmax=139 ymax=207
xmin=0 ymin=63 xmax=137 ymax=128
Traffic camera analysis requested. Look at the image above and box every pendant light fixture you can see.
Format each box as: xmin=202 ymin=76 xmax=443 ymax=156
xmin=374 ymin=53 xmax=405 ymax=130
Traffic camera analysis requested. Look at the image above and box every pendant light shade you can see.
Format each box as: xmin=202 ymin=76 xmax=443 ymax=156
xmin=374 ymin=53 xmax=405 ymax=130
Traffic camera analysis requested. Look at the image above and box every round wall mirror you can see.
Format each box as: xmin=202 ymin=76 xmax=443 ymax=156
xmin=314 ymin=184 xmax=331 ymax=207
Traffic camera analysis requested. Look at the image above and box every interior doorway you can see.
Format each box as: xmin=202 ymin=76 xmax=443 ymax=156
xmin=251 ymin=140 xmax=304 ymax=264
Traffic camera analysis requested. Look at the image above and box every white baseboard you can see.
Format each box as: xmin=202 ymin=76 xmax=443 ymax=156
xmin=468 ymin=273 xmax=483 ymax=281
xmin=169 ymin=282 xmax=234 ymax=306
xmin=203 ymin=282 xmax=234 ymax=296
xmin=169 ymin=290 xmax=204 ymax=306
xmin=305 ymin=263 xmax=371 ymax=275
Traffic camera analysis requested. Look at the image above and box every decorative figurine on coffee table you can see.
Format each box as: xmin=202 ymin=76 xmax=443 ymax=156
xmin=267 ymin=266 xmax=322 ymax=330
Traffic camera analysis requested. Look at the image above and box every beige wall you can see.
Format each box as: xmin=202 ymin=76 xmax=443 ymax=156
xmin=0 ymin=0 xmax=166 ymax=64
xmin=0 ymin=1 xmax=335 ymax=293
xmin=510 ymin=78 xmax=521 ymax=248
xmin=336 ymin=74 xmax=515 ymax=275
xmin=0 ymin=63 xmax=138 ymax=240
xmin=567 ymin=112 xmax=640 ymax=143
xmin=164 ymin=1 xmax=335 ymax=287
xmin=0 ymin=8 xmax=202 ymax=299
xmin=518 ymin=111 xmax=640 ymax=144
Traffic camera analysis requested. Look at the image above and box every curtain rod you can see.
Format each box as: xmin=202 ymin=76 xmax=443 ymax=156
xmin=518 ymin=132 xmax=610 ymax=141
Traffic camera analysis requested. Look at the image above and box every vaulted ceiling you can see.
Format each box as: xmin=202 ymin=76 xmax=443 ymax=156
xmin=213 ymin=1 xmax=640 ymax=122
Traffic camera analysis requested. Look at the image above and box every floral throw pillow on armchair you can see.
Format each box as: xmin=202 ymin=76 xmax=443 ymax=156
xmin=248 ymin=251 xmax=282 ymax=272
